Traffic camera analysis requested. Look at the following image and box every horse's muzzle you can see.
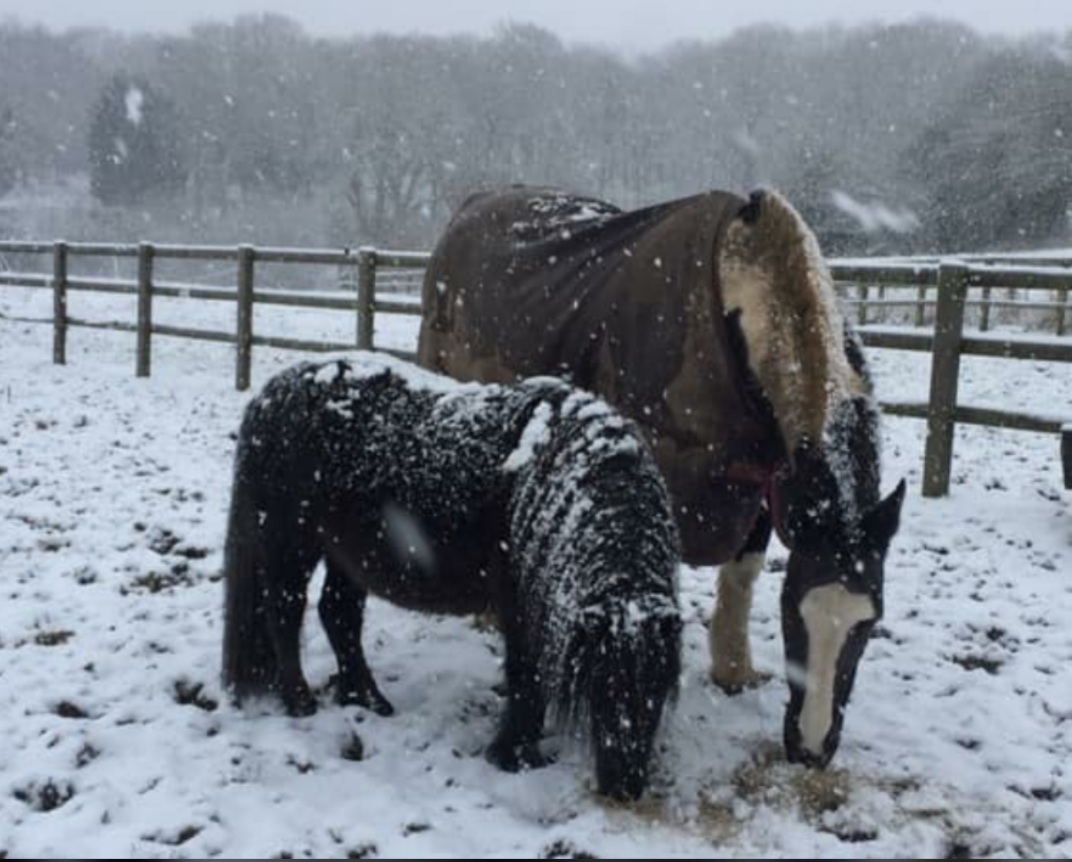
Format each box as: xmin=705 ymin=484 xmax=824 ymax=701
xmin=785 ymin=743 xmax=834 ymax=770
xmin=784 ymin=719 xmax=838 ymax=770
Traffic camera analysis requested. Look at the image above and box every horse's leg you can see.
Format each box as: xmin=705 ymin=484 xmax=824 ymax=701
xmin=485 ymin=606 xmax=551 ymax=773
xmin=710 ymin=506 xmax=773 ymax=694
xmin=318 ymin=557 xmax=395 ymax=717
xmin=262 ymin=541 xmax=320 ymax=717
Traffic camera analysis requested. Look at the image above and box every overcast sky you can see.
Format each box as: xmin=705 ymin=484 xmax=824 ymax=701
xmin=1 ymin=0 xmax=1070 ymax=50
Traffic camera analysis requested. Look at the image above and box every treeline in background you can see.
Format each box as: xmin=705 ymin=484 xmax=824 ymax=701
xmin=1 ymin=14 xmax=1070 ymax=256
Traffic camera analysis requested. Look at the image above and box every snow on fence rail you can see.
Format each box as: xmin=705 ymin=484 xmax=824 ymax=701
xmin=1 ymin=240 xmax=1070 ymax=497
xmin=837 ymin=259 xmax=1072 ymax=334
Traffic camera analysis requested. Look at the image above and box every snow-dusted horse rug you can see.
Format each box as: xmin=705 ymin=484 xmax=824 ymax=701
xmin=418 ymin=185 xmax=906 ymax=768
xmin=221 ymin=355 xmax=682 ymax=801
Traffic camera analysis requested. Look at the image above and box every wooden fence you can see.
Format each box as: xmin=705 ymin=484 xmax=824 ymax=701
xmin=0 ymin=241 xmax=426 ymax=391
xmin=2 ymin=240 xmax=1070 ymax=497
xmin=840 ymin=259 xmax=1072 ymax=335
xmin=833 ymin=259 xmax=1072 ymax=495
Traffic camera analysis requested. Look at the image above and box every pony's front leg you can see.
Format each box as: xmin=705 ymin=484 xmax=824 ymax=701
xmin=319 ymin=558 xmax=394 ymax=716
xmin=710 ymin=508 xmax=773 ymax=694
xmin=485 ymin=617 xmax=551 ymax=773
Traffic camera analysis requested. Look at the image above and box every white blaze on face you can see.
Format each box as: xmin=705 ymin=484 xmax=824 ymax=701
xmin=798 ymin=583 xmax=876 ymax=757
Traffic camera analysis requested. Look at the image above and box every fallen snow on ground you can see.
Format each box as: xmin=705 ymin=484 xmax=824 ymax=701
xmin=0 ymin=300 xmax=1070 ymax=858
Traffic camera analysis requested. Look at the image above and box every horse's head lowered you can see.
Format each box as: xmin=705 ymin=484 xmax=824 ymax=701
xmin=724 ymin=190 xmax=907 ymax=767
xmin=777 ymin=438 xmax=906 ymax=768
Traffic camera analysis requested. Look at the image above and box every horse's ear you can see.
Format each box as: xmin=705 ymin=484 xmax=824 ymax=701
xmin=738 ymin=191 xmax=764 ymax=225
xmin=862 ymin=478 xmax=906 ymax=550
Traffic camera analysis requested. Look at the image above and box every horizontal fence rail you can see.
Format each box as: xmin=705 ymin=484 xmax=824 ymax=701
xmin=831 ymin=259 xmax=1072 ymax=336
xmin=2 ymin=240 xmax=1070 ymax=496
xmin=0 ymin=241 xmax=427 ymax=390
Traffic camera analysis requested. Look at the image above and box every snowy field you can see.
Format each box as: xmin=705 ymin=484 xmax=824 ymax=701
xmin=1 ymin=287 xmax=1070 ymax=859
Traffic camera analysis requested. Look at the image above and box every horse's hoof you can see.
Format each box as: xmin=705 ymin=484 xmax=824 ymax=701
xmin=710 ymin=668 xmax=772 ymax=696
xmin=485 ymin=740 xmax=553 ymax=773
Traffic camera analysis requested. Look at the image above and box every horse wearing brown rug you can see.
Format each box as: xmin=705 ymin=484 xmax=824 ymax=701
xmin=418 ymin=185 xmax=905 ymax=767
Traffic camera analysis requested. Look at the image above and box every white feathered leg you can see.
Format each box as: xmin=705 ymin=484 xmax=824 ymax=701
xmin=709 ymin=552 xmax=770 ymax=693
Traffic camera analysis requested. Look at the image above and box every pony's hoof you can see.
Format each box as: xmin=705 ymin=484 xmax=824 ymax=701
xmin=337 ymin=690 xmax=395 ymax=717
xmin=332 ymin=676 xmax=395 ymax=716
xmin=359 ymin=694 xmax=395 ymax=717
xmin=710 ymin=668 xmax=772 ymax=696
xmin=485 ymin=740 xmax=554 ymax=773
xmin=470 ymin=609 xmax=502 ymax=633
xmin=283 ymin=689 xmax=319 ymax=717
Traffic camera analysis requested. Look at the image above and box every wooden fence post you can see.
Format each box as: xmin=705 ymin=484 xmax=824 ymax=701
xmin=52 ymin=241 xmax=68 ymax=365
xmin=922 ymin=262 xmax=969 ymax=498
xmin=136 ymin=242 xmax=154 ymax=378
xmin=915 ymin=283 xmax=927 ymax=327
xmin=980 ymin=286 xmax=992 ymax=332
xmin=236 ymin=244 xmax=254 ymax=392
xmin=1056 ymin=285 xmax=1068 ymax=337
xmin=1062 ymin=425 xmax=1072 ymax=490
xmin=357 ymin=246 xmax=377 ymax=351
xmin=857 ymin=283 xmax=869 ymax=327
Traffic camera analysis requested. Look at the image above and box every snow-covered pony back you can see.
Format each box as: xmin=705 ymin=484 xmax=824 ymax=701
xmin=221 ymin=354 xmax=681 ymax=801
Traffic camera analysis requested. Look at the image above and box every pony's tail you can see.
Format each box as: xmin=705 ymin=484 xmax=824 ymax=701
xmin=552 ymin=598 xmax=682 ymax=801
xmin=221 ymin=466 xmax=277 ymax=700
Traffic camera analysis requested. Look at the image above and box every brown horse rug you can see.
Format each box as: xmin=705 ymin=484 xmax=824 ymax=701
xmin=419 ymin=185 xmax=852 ymax=563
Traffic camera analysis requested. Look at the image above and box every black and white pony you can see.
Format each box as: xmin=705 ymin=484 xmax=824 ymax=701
xmin=221 ymin=355 xmax=682 ymax=801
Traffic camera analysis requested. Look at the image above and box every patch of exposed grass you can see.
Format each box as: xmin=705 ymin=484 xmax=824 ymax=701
xmin=13 ymin=780 xmax=75 ymax=812
xmin=33 ymin=630 xmax=74 ymax=647
xmin=53 ymin=700 xmax=89 ymax=719
xmin=173 ymin=679 xmax=219 ymax=713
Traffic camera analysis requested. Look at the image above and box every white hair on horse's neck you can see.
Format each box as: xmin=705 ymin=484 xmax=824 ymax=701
xmin=718 ymin=189 xmax=863 ymax=453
